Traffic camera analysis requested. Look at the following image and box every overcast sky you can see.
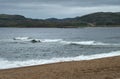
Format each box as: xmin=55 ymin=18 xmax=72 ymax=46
xmin=0 ymin=0 xmax=120 ymax=19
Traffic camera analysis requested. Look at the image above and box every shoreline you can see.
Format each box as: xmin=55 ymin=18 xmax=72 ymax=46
xmin=0 ymin=56 xmax=120 ymax=79
xmin=0 ymin=25 xmax=120 ymax=28
xmin=1 ymin=51 xmax=120 ymax=70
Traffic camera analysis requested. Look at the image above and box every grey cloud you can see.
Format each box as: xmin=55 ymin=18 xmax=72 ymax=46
xmin=0 ymin=0 xmax=120 ymax=19
xmin=0 ymin=0 xmax=120 ymax=9
xmin=0 ymin=0 xmax=120 ymax=10
xmin=0 ymin=0 xmax=120 ymax=7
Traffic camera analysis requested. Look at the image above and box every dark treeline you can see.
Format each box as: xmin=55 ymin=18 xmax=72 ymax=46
xmin=0 ymin=12 xmax=120 ymax=28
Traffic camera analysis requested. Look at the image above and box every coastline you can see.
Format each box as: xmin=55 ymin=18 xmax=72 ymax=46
xmin=0 ymin=25 xmax=120 ymax=28
xmin=0 ymin=56 xmax=120 ymax=79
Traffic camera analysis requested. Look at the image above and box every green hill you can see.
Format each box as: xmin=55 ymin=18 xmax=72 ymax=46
xmin=0 ymin=12 xmax=120 ymax=27
xmin=79 ymin=12 xmax=120 ymax=26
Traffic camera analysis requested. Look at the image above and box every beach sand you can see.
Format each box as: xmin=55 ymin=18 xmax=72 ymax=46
xmin=0 ymin=56 xmax=120 ymax=79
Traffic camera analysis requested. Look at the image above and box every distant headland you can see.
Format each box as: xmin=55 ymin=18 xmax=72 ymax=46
xmin=0 ymin=12 xmax=120 ymax=28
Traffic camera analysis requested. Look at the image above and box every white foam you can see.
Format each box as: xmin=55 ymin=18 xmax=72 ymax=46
xmin=13 ymin=37 xmax=31 ymax=40
xmin=13 ymin=37 xmax=63 ymax=43
xmin=40 ymin=39 xmax=63 ymax=42
xmin=0 ymin=50 xmax=120 ymax=69
xmin=11 ymin=37 xmax=120 ymax=45
xmin=61 ymin=41 xmax=118 ymax=46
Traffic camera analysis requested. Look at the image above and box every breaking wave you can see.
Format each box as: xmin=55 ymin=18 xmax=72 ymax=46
xmin=13 ymin=37 xmax=63 ymax=43
xmin=61 ymin=41 xmax=118 ymax=46
xmin=13 ymin=37 xmax=32 ymax=40
xmin=40 ymin=39 xmax=63 ymax=42
xmin=0 ymin=50 xmax=120 ymax=69
xmin=12 ymin=37 xmax=120 ymax=45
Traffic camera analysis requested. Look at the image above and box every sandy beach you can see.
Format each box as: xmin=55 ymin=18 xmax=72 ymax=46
xmin=0 ymin=56 xmax=120 ymax=79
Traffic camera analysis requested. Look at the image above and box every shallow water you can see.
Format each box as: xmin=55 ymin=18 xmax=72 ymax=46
xmin=0 ymin=27 xmax=120 ymax=69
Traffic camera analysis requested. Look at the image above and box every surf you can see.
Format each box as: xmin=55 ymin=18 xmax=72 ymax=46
xmin=0 ymin=50 xmax=120 ymax=69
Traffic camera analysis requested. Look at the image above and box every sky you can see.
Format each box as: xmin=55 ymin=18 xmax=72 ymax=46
xmin=0 ymin=0 xmax=120 ymax=19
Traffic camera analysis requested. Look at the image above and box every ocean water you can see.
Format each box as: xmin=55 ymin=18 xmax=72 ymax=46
xmin=0 ymin=27 xmax=120 ymax=69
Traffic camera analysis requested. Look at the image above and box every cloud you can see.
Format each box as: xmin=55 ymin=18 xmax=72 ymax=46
xmin=0 ymin=0 xmax=120 ymax=18
xmin=0 ymin=0 xmax=120 ymax=6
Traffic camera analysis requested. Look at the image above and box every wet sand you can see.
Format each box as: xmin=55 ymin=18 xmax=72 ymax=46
xmin=0 ymin=56 xmax=120 ymax=79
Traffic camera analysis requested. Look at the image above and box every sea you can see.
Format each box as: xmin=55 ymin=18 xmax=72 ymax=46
xmin=0 ymin=27 xmax=120 ymax=69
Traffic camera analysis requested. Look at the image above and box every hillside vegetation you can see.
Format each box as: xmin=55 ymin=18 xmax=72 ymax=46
xmin=0 ymin=12 xmax=120 ymax=27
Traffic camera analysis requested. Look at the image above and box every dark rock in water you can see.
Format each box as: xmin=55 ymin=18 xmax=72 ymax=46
xmin=69 ymin=43 xmax=78 ymax=45
xmin=13 ymin=38 xmax=16 ymax=40
xmin=31 ymin=39 xmax=41 ymax=43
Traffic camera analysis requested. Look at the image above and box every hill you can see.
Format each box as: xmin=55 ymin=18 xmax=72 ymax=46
xmin=0 ymin=12 xmax=120 ymax=27
xmin=79 ymin=12 xmax=120 ymax=26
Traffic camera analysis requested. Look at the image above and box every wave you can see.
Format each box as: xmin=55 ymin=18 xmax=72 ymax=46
xmin=61 ymin=41 xmax=119 ymax=46
xmin=13 ymin=37 xmax=32 ymax=40
xmin=30 ymin=39 xmax=119 ymax=46
xmin=40 ymin=39 xmax=63 ymax=42
xmin=1 ymin=37 xmax=119 ymax=46
xmin=13 ymin=37 xmax=63 ymax=43
xmin=0 ymin=50 xmax=120 ymax=69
